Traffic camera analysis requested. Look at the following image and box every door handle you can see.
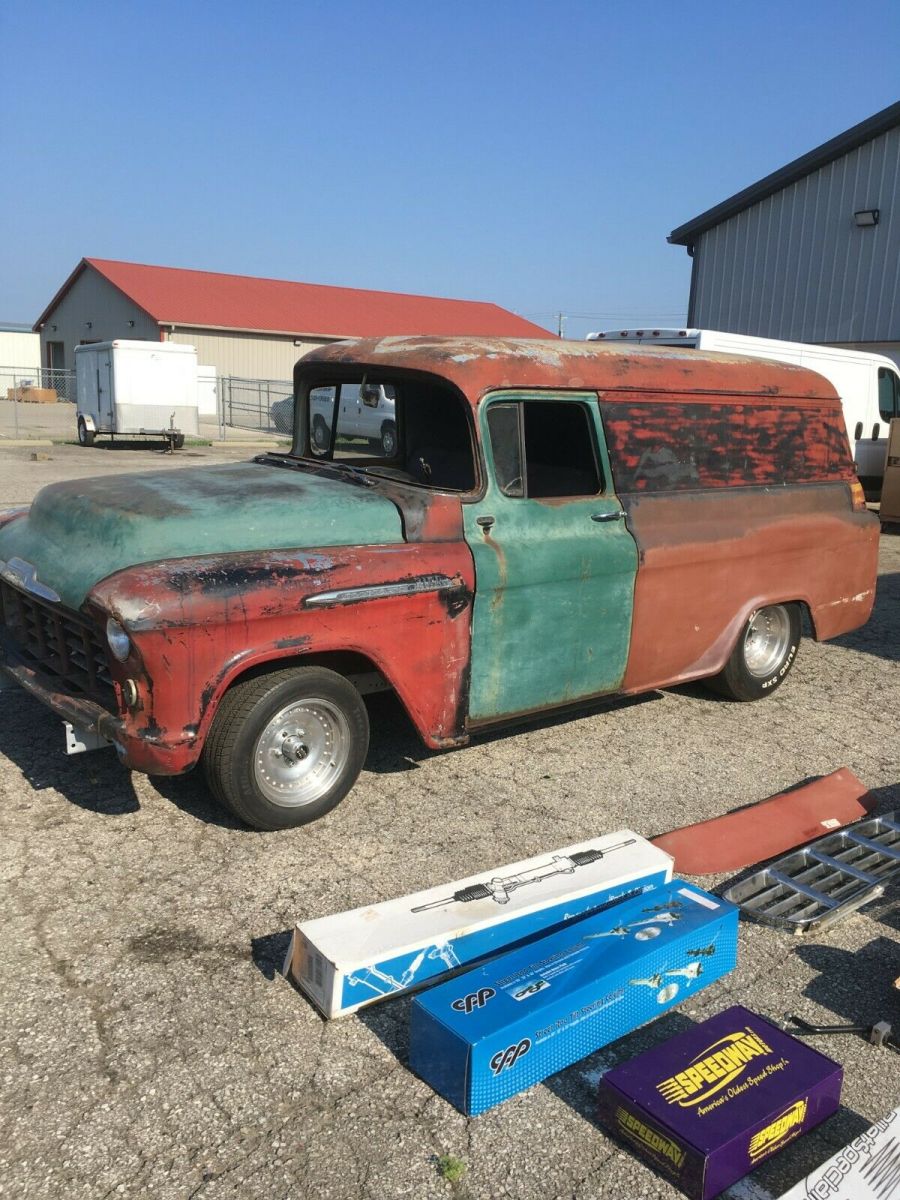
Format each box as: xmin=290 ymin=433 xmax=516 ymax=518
xmin=590 ymin=510 xmax=625 ymax=523
xmin=476 ymin=515 xmax=495 ymax=530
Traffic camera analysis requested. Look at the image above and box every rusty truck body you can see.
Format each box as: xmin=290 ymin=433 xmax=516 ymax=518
xmin=0 ymin=337 xmax=879 ymax=828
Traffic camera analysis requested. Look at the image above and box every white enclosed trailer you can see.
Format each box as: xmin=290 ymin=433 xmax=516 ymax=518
xmin=75 ymin=340 xmax=200 ymax=448
xmin=586 ymin=328 xmax=900 ymax=489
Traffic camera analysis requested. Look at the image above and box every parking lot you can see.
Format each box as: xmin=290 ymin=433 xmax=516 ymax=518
xmin=1 ymin=440 xmax=898 ymax=1200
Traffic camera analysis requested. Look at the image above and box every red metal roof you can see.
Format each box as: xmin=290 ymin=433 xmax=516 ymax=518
xmin=35 ymin=258 xmax=553 ymax=339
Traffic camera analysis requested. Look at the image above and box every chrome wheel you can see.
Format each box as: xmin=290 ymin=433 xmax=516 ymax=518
xmin=253 ymin=697 xmax=350 ymax=807
xmin=312 ymin=418 xmax=329 ymax=450
xmin=743 ymin=605 xmax=792 ymax=678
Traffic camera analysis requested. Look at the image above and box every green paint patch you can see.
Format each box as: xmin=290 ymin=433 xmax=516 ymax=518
xmin=0 ymin=460 xmax=404 ymax=609
xmin=464 ymin=392 xmax=638 ymax=720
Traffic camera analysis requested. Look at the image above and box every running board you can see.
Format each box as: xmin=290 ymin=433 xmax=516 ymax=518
xmin=723 ymin=811 xmax=900 ymax=933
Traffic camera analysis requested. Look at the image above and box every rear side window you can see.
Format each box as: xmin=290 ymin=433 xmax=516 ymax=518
xmin=599 ymin=401 xmax=855 ymax=492
xmin=878 ymin=368 xmax=900 ymax=423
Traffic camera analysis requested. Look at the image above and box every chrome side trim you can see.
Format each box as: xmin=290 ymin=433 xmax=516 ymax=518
xmin=303 ymin=573 xmax=456 ymax=608
xmin=0 ymin=557 xmax=61 ymax=603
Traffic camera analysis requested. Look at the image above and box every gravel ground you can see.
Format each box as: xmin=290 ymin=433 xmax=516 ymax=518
xmin=1 ymin=442 xmax=898 ymax=1200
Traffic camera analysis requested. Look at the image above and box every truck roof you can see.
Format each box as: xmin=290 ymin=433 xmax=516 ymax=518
xmin=298 ymin=336 xmax=840 ymax=405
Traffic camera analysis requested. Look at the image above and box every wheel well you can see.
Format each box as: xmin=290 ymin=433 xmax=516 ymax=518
xmin=294 ymin=650 xmax=392 ymax=694
xmin=218 ymin=651 xmax=393 ymax=705
xmin=795 ymin=600 xmax=817 ymax=640
xmin=708 ymin=598 xmax=815 ymax=680
xmin=740 ymin=600 xmax=816 ymax=644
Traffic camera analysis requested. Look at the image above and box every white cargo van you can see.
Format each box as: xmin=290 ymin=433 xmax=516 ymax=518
xmin=75 ymin=340 xmax=200 ymax=449
xmin=586 ymin=329 xmax=900 ymax=489
xmin=309 ymin=382 xmax=397 ymax=454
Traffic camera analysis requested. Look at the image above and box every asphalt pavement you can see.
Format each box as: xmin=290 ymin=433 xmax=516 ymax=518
xmin=1 ymin=441 xmax=898 ymax=1200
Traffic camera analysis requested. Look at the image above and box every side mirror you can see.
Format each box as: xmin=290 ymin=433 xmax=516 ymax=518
xmin=360 ymin=383 xmax=380 ymax=409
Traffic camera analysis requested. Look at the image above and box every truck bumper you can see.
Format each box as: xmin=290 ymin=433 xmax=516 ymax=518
xmin=0 ymin=643 xmax=195 ymax=776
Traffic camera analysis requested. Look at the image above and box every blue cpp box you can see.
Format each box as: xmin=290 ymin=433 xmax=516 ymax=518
xmin=409 ymin=881 xmax=738 ymax=1116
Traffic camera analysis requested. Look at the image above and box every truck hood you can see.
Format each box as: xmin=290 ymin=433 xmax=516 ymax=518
xmin=0 ymin=461 xmax=404 ymax=610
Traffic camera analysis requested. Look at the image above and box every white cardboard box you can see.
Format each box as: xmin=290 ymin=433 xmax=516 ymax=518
xmin=778 ymin=1104 xmax=899 ymax=1199
xmin=283 ymin=831 xmax=673 ymax=1018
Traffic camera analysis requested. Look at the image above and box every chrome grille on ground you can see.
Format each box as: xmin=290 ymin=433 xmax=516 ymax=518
xmin=723 ymin=812 xmax=900 ymax=932
xmin=0 ymin=579 xmax=115 ymax=706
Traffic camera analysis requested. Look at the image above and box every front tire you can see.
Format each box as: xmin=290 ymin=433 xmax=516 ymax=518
xmin=202 ymin=666 xmax=369 ymax=830
xmin=77 ymin=417 xmax=95 ymax=447
xmin=709 ymin=603 xmax=800 ymax=702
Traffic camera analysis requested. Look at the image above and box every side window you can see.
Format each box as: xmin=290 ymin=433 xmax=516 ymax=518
xmin=878 ymin=368 xmax=899 ymax=423
xmin=486 ymin=404 xmax=524 ymax=496
xmin=486 ymin=400 xmax=602 ymax=499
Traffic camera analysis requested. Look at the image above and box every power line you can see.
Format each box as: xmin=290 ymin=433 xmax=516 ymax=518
xmin=518 ymin=311 xmax=687 ymax=321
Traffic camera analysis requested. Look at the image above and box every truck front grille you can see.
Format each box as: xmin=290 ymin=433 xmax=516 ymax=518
xmin=0 ymin=579 xmax=115 ymax=707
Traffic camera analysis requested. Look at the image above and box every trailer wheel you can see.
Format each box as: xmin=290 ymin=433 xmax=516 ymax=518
xmin=202 ymin=666 xmax=369 ymax=830
xmin=708 ymin=603 xmax=800 ymax=702
xmin=172 ymin=433 xmax=185 ymax=450
xmin=77 ymin=417 xmax=95 ymax=447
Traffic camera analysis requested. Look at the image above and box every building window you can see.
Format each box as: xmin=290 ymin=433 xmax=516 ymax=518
xmin=46 ymin=341 xmax=65 ymax=370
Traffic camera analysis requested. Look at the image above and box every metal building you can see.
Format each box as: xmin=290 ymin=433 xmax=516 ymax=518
xmin=669 ymin=102 xmax=900 ymax=368
xmin=33 ymin=258 xmax=551 ymax=380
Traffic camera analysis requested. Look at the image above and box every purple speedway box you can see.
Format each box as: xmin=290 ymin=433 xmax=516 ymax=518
xmin=597 ymin=1005 xmax=843 ymax=1200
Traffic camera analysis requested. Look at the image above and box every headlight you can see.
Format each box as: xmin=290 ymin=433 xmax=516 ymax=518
xmin=106 ymin=617 xmax=132 ymax=662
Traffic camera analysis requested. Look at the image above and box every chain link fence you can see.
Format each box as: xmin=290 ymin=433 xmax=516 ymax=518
xmin=0 ymin=366 xmax=295 ymax=442
xmin=219 ymin=375 xmax=294 ymax=436
xmin=0 ymin=366 xmax=78 ymax=439
xmin=0 ymin=365 xmax=77 ymax=404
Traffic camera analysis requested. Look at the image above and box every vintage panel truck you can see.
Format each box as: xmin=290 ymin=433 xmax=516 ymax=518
xmin=0 ymin=338 xmax=879 ymax=829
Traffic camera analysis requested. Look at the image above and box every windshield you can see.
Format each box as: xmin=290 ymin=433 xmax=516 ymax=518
xmin=295 ymin=375 xmax=476 ymax=492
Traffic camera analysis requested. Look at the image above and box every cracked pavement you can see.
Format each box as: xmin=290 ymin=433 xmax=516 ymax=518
xmin=1 ymin=443 xmax=898 ymax=1199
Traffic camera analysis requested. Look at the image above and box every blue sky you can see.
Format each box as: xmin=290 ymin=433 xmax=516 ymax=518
xmin=2 ymin=1 xmax=899 ymax=338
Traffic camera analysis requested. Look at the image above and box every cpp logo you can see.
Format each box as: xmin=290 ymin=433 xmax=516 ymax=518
xmin=451 ymin=987 xmax=495 ymax=1015
xmin=490 ymin=1038 xmax=531 ymax=1075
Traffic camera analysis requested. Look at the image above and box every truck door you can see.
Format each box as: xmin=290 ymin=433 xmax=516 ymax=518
xmin=463 ymin=392 xmax=639 ymax=723
xmin=98 ymin=355 xmax=114 ymax=430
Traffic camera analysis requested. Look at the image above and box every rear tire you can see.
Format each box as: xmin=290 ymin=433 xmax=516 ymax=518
xmin=381 ymin=421 xmax=397 ymax=456
xmin=77 ymin=417 xmax=94 ymax=447
xmin=312 ymin=416 xmax=329 ymax=451
xmin=202 ymin=666 xmax=369 ymax=830
xmin=708 ymin=603 xmax=800 ymax=702
xmin=172 ymin=433 xmax=185 ymax=450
